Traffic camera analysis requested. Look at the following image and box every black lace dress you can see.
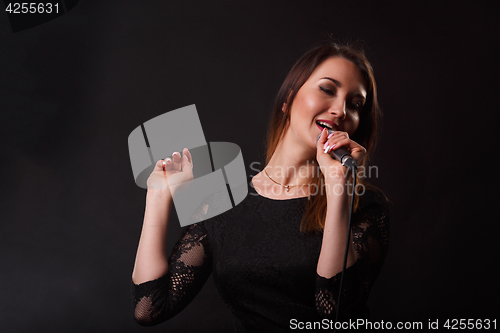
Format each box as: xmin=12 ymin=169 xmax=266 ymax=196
xmin=132 ymin=185 xmax=389 ymax=332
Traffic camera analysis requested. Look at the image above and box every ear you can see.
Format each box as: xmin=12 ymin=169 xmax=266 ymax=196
xmin=282 ymin=90 xmax=293 ymax=113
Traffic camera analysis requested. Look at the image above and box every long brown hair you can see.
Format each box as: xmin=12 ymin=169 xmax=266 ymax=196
xmin=264 ymin=42 xmax=382 ymax=233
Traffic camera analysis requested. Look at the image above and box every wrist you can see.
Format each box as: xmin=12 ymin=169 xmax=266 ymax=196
xmin=324 ymin=178 xmax=354 ymax=199
xmin=145 ymin=188 xmax=172 ymax=219
xmin=322 ymin=164 xmax=353 ymax=182
xmin=324 ymin=174 xmax=352 ymax=187
xmin=146 ymin=188 xmax=173 ymax=202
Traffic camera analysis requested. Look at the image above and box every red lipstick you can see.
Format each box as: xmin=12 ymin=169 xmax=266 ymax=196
xmin=315 ymin=119 xmax=339 ymax=131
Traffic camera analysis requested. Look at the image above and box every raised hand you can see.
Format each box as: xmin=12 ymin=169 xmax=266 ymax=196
xmin=316 ymin=128 xmax=366 ymax=181
xmin=147 ymin=148 xmax=194 ymax=198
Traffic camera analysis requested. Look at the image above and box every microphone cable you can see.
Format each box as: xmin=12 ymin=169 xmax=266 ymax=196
xmin=334 ymin=163 xmax=357 ymax=331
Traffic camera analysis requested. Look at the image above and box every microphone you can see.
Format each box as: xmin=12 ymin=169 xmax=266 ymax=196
xmin=316 ymin=129 xmax=357 ymax=169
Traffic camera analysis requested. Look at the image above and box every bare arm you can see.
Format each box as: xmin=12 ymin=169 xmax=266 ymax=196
xmin=131 ymin=149 xmax=214 ymax=326
xmin=317 ymin=177 xmax=357 ymax=278
xmin=314 ymin=128 xmax=370 ymax=318
xmin=315 ymin=187 xmax=390 ymax=319
xmin=132 ymin=188 xmax=173 ymax=284
xmin=316 ymin=128 xmax=362 ymax=278
xmin=132 ymin=148 xmax=193 ymax=284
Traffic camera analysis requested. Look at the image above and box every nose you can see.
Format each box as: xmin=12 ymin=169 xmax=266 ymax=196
xmin=329 ymin=98 xmax=346 ymax=120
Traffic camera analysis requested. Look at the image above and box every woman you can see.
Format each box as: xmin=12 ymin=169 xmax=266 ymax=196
xmin=131 ymin=42 xmax=389 ymax=332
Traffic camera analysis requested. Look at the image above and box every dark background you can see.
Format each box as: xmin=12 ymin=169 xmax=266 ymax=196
xmin=1 ymin=1 xmax=498 ymax=332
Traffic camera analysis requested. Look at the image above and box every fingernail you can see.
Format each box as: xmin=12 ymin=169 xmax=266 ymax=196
xmin=327 ymin=132 xmax=334 ymax=139
xmin=330 ymin=144 xmax=336 ymax=150
xmin=323 ymin=141 xmax=329 ymax=149
xmin=324 ymin=145 xmax=330 ymax=153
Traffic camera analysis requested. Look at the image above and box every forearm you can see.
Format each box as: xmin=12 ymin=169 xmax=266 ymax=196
xmin=317 ymin=178 xmax=357 ymax=278
xmin=132 ymin=188 xmax=173 ymax=284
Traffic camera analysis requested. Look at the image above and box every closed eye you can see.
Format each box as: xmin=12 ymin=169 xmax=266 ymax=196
xmin=350 ymin=102 xmax=362 ymax=111
xmin=319 ymin=86 xmax=334 ymax=95
xmin=351 ymin=102 xmax=365 ymax=111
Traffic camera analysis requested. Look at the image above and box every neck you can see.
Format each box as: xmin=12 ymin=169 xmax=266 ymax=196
xmin=266 ymin=135 xmax=316 ymax=186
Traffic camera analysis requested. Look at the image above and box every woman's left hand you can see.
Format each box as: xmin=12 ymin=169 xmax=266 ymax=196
xmin=316 ymin=128 xmax=366 ymax=181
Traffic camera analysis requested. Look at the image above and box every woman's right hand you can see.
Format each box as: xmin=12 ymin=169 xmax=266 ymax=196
xmin=146 ymin=148 xmax=194 ymax=198
xmin=134 ymin=150 xmax=193 ymax=285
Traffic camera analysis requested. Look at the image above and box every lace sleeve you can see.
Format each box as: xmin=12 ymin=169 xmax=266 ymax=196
xmin=315 ymin=188 xmax=390 ymax=319
xmin=131 ymin=222 xmax=212 ymax=326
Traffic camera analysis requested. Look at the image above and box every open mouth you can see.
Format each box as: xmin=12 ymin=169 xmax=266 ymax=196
xmin=316 ymin=120 xmax=333 ymax=131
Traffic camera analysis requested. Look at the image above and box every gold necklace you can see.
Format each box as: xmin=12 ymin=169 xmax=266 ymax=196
xmin=264 ymin=168 xmax=310 ymax=192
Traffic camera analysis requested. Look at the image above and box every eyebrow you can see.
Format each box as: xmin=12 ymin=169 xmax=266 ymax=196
xmin=321 ymin=77 xmax=341 ymax=87
xmin=320 ymin=77 xmax=366 ymax=100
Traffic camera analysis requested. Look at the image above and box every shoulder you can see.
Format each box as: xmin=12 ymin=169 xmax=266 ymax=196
xmin=356 ymin=184 xmax=389 ymax=214
xmin=354 ymin=184 xmax=390 ymax=231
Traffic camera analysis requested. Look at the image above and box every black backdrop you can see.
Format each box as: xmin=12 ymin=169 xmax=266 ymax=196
xmin=1 ymin=1 xmax=498 ymax=332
